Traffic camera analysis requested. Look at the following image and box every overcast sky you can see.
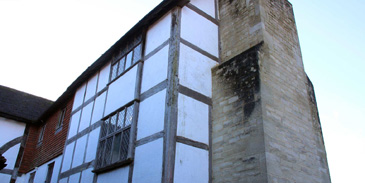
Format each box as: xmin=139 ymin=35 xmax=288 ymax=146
xmin=0 ymin=0 xmax=364 ymax=182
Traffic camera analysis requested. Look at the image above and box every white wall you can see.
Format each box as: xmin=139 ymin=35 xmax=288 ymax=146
xmin=145 ymin=12 xmax=171 ymax=55
xmin=190 ymin=0 xmax=216 ymax=18
xmin=16 ymin=156 xmax=63 ymax=183
xmin=179 ymin=43 xmax=217 ymax=97
xmin=61 ymin=142 xmax=75 ymax=173
xmin=71 ymin=135 xmax=87 ymax=168
xmin=174 ymin=143 xmax=209 ymax=183
xmin=141 ymin=45 xmax=169 ymax=93
xmin=84 ymin=73 xmax=98 ymax=102
xmin=91 ymin=92 xmax=106 ymax=125
xmin=104 ymin=65 xmax=137 ymax=116
xmin=0 ymin=173 xmax=11 ymax=183
xmin=73 ymin=84 xmax=86 ymax=110
xmin=181 ymin=7 xmax=218 ymax=57
xmin=137 ymin=89 xmax=166 ymax=140
xmin=97 ymin=63 xmax=110 ymax=93
xmin=97 ymin=166 xmax=129 ymax=183
xmin=132 ymin=139 xmax=163 ymax=183
xmin=68 ymin=111 xmax=81 ymax=139
xmin=78 ymin=102 xmax=94 ymax=133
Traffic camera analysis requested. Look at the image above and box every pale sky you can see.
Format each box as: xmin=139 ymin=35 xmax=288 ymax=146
xmin=0 ymin=0 xmax=364 ymax=182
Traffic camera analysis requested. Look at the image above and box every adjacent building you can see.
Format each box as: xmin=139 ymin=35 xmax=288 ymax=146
xmin=0 ymin=0 xmax=331 ymax=182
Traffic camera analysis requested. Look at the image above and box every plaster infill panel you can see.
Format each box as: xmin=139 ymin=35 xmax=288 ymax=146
xmin=132 ymin=138 xmax=163 ymax=183
xmin=85 ymin=127 xmax=100 ymax=162
xmin=61 ymin=142 xmax=75 ymax=172
xmin=141 ymin=45 xmax=169 ymax=93
xmin=0 ymin=118 xmax=25 ymax=146
xmin=91 ymin=92 xmax=106 ymax=125
xmin=137 ymin=89 xmax=166 ymax=140
xmin=3 ymin=144 xmax=20 ymax=169
xmin=104 ymin=66 xmax=137 ymax=116
xmin=69 ymin=172 xmax=81 ymax=183
xmin=0 ymin=174 xmax=10 ymax=183
xmin=181 ymin=7 xmax=218 ymax=57
xmin=177 ymin=94 xmax=209 ymax=144
xmin=179 ymin=43 xmax=217 ymax=97
xmin=59 ymin=177 xmax=68 ymax=183
xmin=84 ymin=73 xmax=98 ymax=102
xmin=174 ymin=142 xmax=209 ymax=183
xmin=97 ymin=166 xmax=129 ymax=183
xmin=97 ymin=63 xmax=111 ymax=92
xmin=78 ymin=101 xmax=94 ymax=133
xmin=145 ymin=12 xmax=171 ymax=55
xmin=190 ymin=0 xmax=216 ymax=18
xmin=68 ymin=111 xmax=81 ymax=139
xmin=72 ymin=135 xmax=87 ymax=168
xmin=73 ymin=84 xmax=86 ymax=110
xmin=80 ymin=168 xmax=94 ymax=183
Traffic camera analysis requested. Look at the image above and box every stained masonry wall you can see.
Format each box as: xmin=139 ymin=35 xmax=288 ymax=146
xmin=213 ymin=0 xmax=331 ymax=182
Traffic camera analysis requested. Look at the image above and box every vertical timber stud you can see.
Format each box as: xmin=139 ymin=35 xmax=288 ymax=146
xmin=162 ymin=7 xmax=181 ymax=183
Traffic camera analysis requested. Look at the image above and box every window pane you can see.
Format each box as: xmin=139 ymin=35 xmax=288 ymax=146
xmin=103 ymin=137 xmax=113 ymax=166
xmin=125 ymin=104 xmax=134 ymax=126
xmin=111 ymin=63 xmax=119 ymax=81
xmin=100 ymin=119 xmax=108 ymax=138
xmin=133 ymin=44 xmax=142 ymax=63
xmin=109 ymin=114 xmax=117 ymax=134
xmin=120 ymin=128 xmax=130 ymax=160
xmin=118 ymin=57 xmax=126 ymax=75
xmin=96 ymin=140 xmax=105 ymax=168
xmin=125 ymin=51 xmax=132 ymax=69
xmin=117 ymin=109 xmax=125 ymax=130
xmin=111 ymin=133 xmax=122 ymax=163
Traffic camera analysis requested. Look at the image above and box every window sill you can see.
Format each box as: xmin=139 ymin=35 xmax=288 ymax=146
xmin=92 ymin=158 xmax=133 ymax=174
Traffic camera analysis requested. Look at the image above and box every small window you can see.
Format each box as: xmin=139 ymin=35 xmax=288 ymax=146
xmin=38 ymin=125 xmax=46 ymax=144
xmin=45 ymin=162 xmax=55 ymax=183
xmin=56 ymin=108 xmax=66 ymax=131
xmin=28 ymin=172 xmax=36 ymax=183
xmin=95 ymin=104 xmax=134 ymax=170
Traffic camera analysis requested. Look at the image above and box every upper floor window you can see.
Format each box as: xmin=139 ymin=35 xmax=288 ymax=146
xmin=95 ymin=103 xmax=135 ymax=171
xmin=38 ymin=125 xmax=46 ymax=144
xmin=56 ymin=108 xmax=66 ymax=132
xmin=110 ymin=35 xmax=143 ymax=81
xmin=28 ymin=171 xmax=36 ymax=183
xmin=45 ymin=162 xmax=55 ymax=183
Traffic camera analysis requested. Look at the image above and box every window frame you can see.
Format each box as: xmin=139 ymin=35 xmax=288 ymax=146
xmin=28 ymin=171 xmax=36 ymax=183
xmin=38 ymin=125 xmax=46 ymax=145
xmin=45 ymin=162 xmax=55 ymax=183
xmin=55 ymin=107 xmax=66 ymax=133
xmin=93 ymin=101 xmax=138 ymax=173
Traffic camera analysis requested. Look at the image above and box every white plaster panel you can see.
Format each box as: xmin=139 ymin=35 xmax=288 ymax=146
xmin=72 ymin=135 xmax=87 ymax=168
xmin=91 ymin=92 xmax=106 ymax=125
xmin=178 ymin=94 xmax=209 ymax=144
xmin=145 ymin=12 xmax=171 ymax=55
xmin=174 ymin=143 xmax=209 ymax=183
xmin=132 ymin=138 xmax=163 ymax=183
xmin=0 ymin=117 xmax=25 ymax=146
xmin=137 ymin=89 xmax=166 ymax=140
xmin=73 ymin=84 xmax=86 ymax=110
xmin=84 ymin=73 xmax=98 ymax=102
xmin=179 ymin=43 xmax=217 ymax=97
xmin=61 ymin=142 xmax=75 ymax=172
xmin=104 ymin=66 xmax=137 ymax=116
xmin=85 ymin=127 xmax=100 ymax=162
xmin=15 ymin=174 xmax=26 ymax=183
xmin=51 ymin=156 xmax=63 ymax=183
xmin=141 ymin=45 xmax=169 ymax=93
xmin=33 ymin=163 xmax=48 ymax=183
xmin=69 ymin=172 xmax=80 ymax=183
xmin=68 ymin=111 xmax=81 ymax=139
xmin=181 ymin=7 xmax=219 ymax=57
xmin=97 ymin=166 xmax=129 ymax=183
xmin=98 ymin=63 xmax=111 ymax=92
xmin=59 ymin=177 xmax=68 ymax=183
xmin=190 ymin=0 xmax=216 ymax=17
xmin=0 ymin=174 xmax=11 ymax=183
xmin=80 ymin=168 xmax=94 ymax=183
xmin=3 ymin=144 xmax=20 ymax=169
xmin=78 ymin=102 xmax=94 ymax=133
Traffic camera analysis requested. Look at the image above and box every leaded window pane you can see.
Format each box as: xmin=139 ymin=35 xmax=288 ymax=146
xmin=125 ymin=51 xmax=132 ymax=69
xmin=111 ymin=133 xmax=122 ymax=163
xmin=117 ymin=109 xmax=125 ymax=130
xmin=133 ymin=44 xmax=142 ymax=64
xmin=118 ymin=57 xmax=126 ymax=74
xmin=109 ymin=114 xmax=117 ymax=134
xmin=120 ymin=128 xmax=130 ymax=160
xmin=96 ymin=141 xmax=105 ymax=168
xmin=111 ymin=63 xmax=119 ymax=81
xmin=100 ymin=119 xmax=108 ymax=138
xmin=125 ymin=104 xmax=134 ymax=126
xmin=103 ymin=137 xmax=113 ymax=166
